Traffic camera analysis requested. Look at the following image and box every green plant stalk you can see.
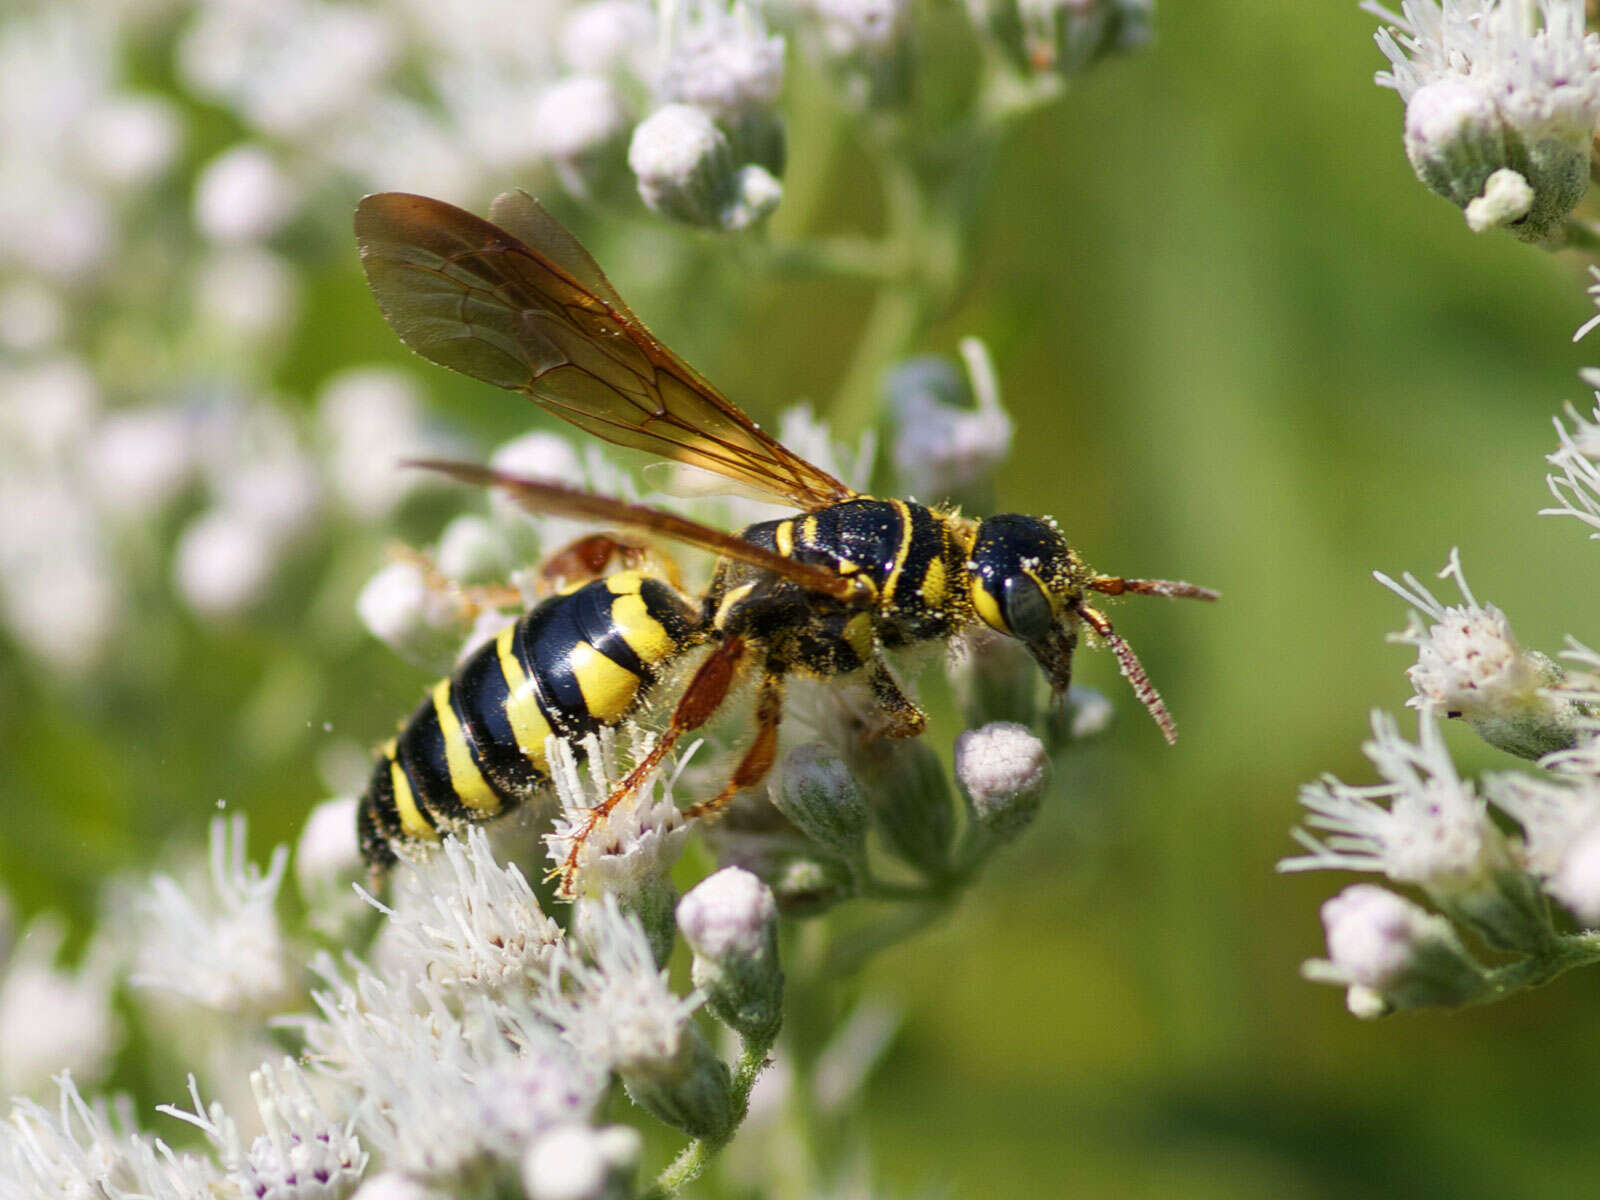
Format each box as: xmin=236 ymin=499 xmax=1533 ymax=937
xmin=645 ymin=1030 xmax=781 ymax=1197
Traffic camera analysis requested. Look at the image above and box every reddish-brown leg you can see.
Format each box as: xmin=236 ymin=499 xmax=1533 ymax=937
xmin=684 ymin=670 xmax=786 ymax=821
xmin=558 ymin=637 xmax=749 ymax=889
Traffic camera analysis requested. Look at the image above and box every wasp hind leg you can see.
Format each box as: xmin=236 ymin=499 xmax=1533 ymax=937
xmin=556 ymin=635 xmax=751 ymax=893
xmin=684 ymin=669 xmax=786 ymax=821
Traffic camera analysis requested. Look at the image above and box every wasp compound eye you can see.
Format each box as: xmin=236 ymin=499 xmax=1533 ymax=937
xmin=1002 ymin=574 xmax=1053 ymax=642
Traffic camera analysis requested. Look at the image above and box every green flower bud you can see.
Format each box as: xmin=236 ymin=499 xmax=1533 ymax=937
xmin=621 ymin=1023 xmax=735 ymax=1139
xmin=773 ymin=742 xmax=869 ymax=859
xmin=677 ymin=867 xmax=783 ymax=1042
xmin=865 ymin=738 xmax=956 ymax=879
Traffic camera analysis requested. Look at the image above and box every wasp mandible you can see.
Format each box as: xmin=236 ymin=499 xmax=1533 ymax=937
xmin=352 ymin=191 xmax=1218 ymax=884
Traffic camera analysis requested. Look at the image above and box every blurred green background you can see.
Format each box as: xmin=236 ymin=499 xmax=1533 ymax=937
xmin=6 ymin=2 xmax=1600 ymax=1197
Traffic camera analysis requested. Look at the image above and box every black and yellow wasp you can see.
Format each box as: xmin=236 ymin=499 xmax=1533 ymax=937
xmin=352 ymin=190 xmax=1217 ymax=882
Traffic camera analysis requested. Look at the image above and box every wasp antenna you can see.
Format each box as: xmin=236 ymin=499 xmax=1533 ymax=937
xmin=1090 ymin=575 xmax=1220 ymax=603
xmin=1078 ymin=603 xmax=1178 ymax=745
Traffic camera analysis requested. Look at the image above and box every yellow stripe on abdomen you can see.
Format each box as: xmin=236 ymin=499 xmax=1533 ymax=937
xmin=431 ymin=680 xmax=501 ymax=815
xmin=568 ymin=642 xmax=642 ymax=723
xmin=497 ymin=624 xmax=554 ymax=773
xmin=387 ymin=752 xmax=437 ymax=841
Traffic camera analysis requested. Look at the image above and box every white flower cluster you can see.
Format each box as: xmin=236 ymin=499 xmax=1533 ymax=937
xmin=1365 ymin=0 xmax=1600 ymax=242
xmin=1285 ymin=333 xmax=1600 ymax=1017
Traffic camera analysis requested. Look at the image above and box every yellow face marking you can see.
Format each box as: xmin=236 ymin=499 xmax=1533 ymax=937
xmin=971 ymin=579 xmax=1006 ymax=632
xmin=496 ymin=623 xmax=553 ymax=771
xmin=612 ymin=592 xmax=674 ymax=664
xmin=388 ymin=755 xmax=438 ymax=841
xmin=568 ymin=642 xmax=641 ymax=722
xmin=432 ymin=680 xmax=501 ymax=815
xmin=921 ymin=556 xmax=947 ymax=607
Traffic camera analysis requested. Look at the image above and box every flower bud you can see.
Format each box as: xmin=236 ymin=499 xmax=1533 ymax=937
xmin=629 ymin=106 xmax=779 ymax=231
xmin=1550 ymin=823 xmax=1600 ymax=927
xmin=434 ymin=515 xmax=511 ymax=586
xmin=865 ymin=738 xmax=956 ymax=880
xmin=621 ymin=1023 xmax=736 ymax=1139
xmin=522 ymin=1124 xmax=642 ymax=1200
xmin=677 ymin=868 xmax=782 ymax=1041
xmin=1403 ymin=78 xmax=1509 ymax=210
xmin=773 ymin=742 xmax=869 ymax=858
xmin=536 ymin=75 xmax=632 ymax=202
xmin=955 ymin=722 xmax=1049 ymax=843
xmin=659 ymin=11 xmax=786 ymax=173
xmin=1303 ymin=884 xmax=1487 ymax=1018
xmin=968 ymin=0 xmax=1150 ymax=78
xmin=356 ymin=559 xmax=469 ymax=672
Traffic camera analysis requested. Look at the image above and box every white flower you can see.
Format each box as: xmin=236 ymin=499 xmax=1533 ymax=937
xmin=85 ymin=406 xmax=198 ymax=521
xmin=1542 ymin=385 xmax=1600 ymax=537
xmin=1375 ymin=549 xmax=1579 ymax=757
xmin=356 ymin=559 xmax=471 ymax=671
xmin=131 ymin=816 xmax=295 ymax=1016
xmin=888 ymin=339 xmax=1013 ymax=502
xmin=1302 ymin=883 xmax=1485 ymax=1018
xmin=194 ymin=246 xmax=299 ymax=343
xmin=658 ymin=0 xmax=786 ymax=121
xmin=561 ymin=0 xmax=656 ymax=77
xmin=521 ymin=1124 xmax=642 ymax=1200
xmin=534 ymin=894 xmax=701 ymax=1076
xmin=318 ymin=368 xmax=453 ymax=520
xmin=535 ymin=75 xmax=631 ymax=198
xmin=372 ymin=827 xmax=562 ymax=997
xmin=1281 ymin=708 xmax=1512 ymax=895
xmin=194 ymin=144 xmax=297 ymax=244
xmin=676 ymin=868 xmax=782 ymax=1040
xmin=1366 ymin=0 xmax=1600 ymax=241
xmin=296 ymin=796 xmax=369 ymax=936
xmin=158 ymin=1060 xmax=366 ymax=1200
xmin=174 ymin=507 xmax=279 ymax=619
xmin=0 ymin=916 xmax=121 ymax=1098
xmin=301 ymin=960 xmax=603 ymax=1184
xmin=1 ymin=1073 xmax=162 ymax=1199
xmin=545 ymin=728 xmax=693 ymax=906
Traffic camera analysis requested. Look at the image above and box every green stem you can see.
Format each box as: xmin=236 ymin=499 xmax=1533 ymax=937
xmin=645 ymin=1033 xmax=779 ymax=1198
xmin=1463 ymin=930 xmax=1600 ymax=1007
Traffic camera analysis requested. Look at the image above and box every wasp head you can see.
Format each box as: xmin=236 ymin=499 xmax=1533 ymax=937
xmin=965 ymin=514 xmax=1087 ymax=695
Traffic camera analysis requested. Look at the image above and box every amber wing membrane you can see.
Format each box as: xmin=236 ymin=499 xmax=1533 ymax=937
xmin=355 ymin=191 xmax=856 ymax=511
xmin=413 ymin=460 xmax=864 ymax=602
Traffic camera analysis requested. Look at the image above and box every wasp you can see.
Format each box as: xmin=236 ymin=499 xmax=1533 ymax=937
xmin=352 ymin=190 xmax=1218 ymax=882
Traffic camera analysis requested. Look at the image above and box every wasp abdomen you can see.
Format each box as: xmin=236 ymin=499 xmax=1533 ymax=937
xmin=358 ymin=570 xmax=701 ymax=868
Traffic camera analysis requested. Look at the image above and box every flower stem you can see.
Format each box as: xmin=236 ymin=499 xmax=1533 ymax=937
xmin=1463 ymin=930 xmax=1600 ymax=1007
xmin=645 ymin=1032 xmax=779 ymax=1197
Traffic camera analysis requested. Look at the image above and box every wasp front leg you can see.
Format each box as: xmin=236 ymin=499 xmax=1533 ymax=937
xmin=390 ymin=543 xmax=524 ymax=617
